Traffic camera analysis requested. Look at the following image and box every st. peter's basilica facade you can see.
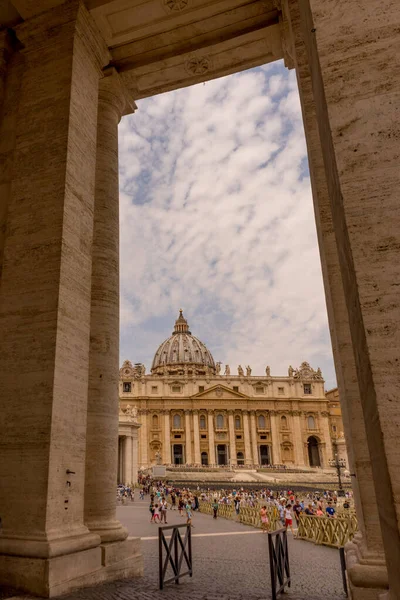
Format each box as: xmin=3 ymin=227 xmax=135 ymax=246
xmin=118 ymin=311 xmax=345 ymax=480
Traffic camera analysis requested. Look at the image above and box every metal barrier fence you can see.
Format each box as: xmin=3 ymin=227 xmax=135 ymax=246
xmin=158 ymin=524 xmax=192 ymax=590
xmin=296 ymin=514 xmax=357 ymax=548
xmin=199 ymin=501 xmax=280 ymax=530
xmin=268 ymin=528 xmax=291 ymax=600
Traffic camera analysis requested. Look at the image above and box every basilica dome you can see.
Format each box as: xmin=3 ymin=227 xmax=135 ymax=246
xmin=151 ymin=310 xmax=216 ymax=375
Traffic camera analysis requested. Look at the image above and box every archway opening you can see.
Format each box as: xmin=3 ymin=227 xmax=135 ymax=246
xmin=308 ymin=436 xmax=321 ymax=467
xmin=236 ymin=451 xmax=245 ymax=465
xmin=217 ymin=444 xmax=227 ymax=466
xmin=259 ymin=444 xmax=270 ymax=465
xmin=173 ymin=444 xmax=184 ymax=465
xmin=201 ymin=451 xmax=208 ymax=465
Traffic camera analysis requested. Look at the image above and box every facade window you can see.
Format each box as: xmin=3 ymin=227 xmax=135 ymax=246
xmin=151 ymin=386 xmax=158 ymax=394
xmin=236 ymin=435 xmax=242 ymax=440
xmin=216 ymin=413 xmax=224 ymax=429
xmin=278 ymin=387 xmax=284 ymax=395
xmin=281 ymin=415 xmax=288 ymax=430
xmin=152 ymin=414 xmax=159 ymax=429
xmin=174 ymin=434 xmax=181 ymax=439
xmin=199 ymin=415 xmax=206 ymax=429
xmin=235 ymin=415 xmax=241 ymax=429
xmin=172 ymin=385 xmax=182 ymax=393
xmin=307 ymin=415 xmax=316 ymax=430
xmin=303 ymin=383 xmax=312 ymax=395
xmin=255 ymin=386 xmax=264 ymax=394
xmin=258 ymin=414 xmax=266 ymax=429
xmin=173 ymin=414 xmax=182 ymax=429
xmin=260 ymin=435 xmax=267 ymax=440
xmin=233 ymin=386 xmax=239 ymax=392
xmin=123 ymin=382 xmax=131 ymax=392
xmin=332 ymin=425 xmax=337 ymax=432
xmin=198 ymin=386 xmax=205 ymax=393
xmin=201 ymin=434 xmax=207 ymax=439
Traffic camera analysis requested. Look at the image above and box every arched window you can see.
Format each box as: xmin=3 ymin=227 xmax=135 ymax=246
xmin=173 ymin=414 xmax=181 ymax=429
xmin=308 ymin=415 xmax=316 ymax=430
xmin=200 ymin=415 xmax=206 ymax=429
xmin=235 ymin=415 xmax=241 ymax=430
xmin=152 ymin=414 xmax=158 ymax=429
xmin=258 ymin=414 xmax=266 ymax=429
xmin=281 ymin=415 xmax=288 ymax=430
xmin=216 ymin=413 xmax=224 ymax=429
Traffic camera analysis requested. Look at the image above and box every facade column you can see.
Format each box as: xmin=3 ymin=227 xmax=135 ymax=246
xmin=207 ymin=410 xmax=215 ymax=465
xmin=292 ymin=412 xmax=305 ymax=466
xmin=250 ymin=411 xmax=259 ymax=465
xmin=0 ymin=4 xmax=110 ymax=594
xmin=270 ymin=411 xmax=281 ymax=465
xmin=192 ymin=410 xmax=201 ymax=464
xmin=320 ymin=411 xmax=333 ymax=467
xmin=242 ymin=411 xmax=252 ymax=465
xmin=84 ymin=68 xmax=134 ymax=543
xmin=163 ymin=411 xmax=171 ymax=465
xmin=185 ymin=410 xmax=193 ymax=465
xmin=285 ymin=0 xmax=391 ymax=596
xmin=228 ymin=411 xmax=237 ymax=465
xmin=131 ymin=425 xmax=140 ymax=484
xmin=124 ymin=436 xmax=133 ymax=485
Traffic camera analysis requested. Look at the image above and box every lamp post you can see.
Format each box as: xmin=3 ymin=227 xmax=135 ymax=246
xmin=329 ymin=453 xmax=346 ymax=496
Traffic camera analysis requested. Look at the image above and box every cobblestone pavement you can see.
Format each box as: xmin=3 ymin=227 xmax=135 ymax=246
xmin=7 ymin=502 xmax=345 ymax=600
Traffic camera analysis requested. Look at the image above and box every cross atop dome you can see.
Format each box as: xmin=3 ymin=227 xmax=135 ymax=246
xmin=173 ymin=309 xmax=191 ymax=334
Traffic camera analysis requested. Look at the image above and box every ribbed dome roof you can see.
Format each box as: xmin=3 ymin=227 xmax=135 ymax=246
xmin=151 ymin=310 xmax=216 ymax=375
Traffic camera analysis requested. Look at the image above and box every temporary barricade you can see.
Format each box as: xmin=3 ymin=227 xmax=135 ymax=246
xmin=296 ymin=514 xmax=357 ymax=548
xmin=199 ymin=501 xmax=280 ymax=530
xmin=158 ymin=523 xmax=192 ymax=589
xmin=268 ymin=528 xmax=291 ymax=600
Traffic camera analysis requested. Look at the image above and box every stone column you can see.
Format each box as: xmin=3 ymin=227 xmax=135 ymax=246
xmin=131 ymin=425 xmax=140 ymax=484
xmin=320 ymin=411 xmax=333 ymax=465
xmin=270 ymin=411 xmax=281 ymax=464
xmin=284 ymin=0 xmax=390 ymax=595
xmin=208 ymin=410 xmax=215 ymax=465
xmin=0 ymin=4 xmax=110 ymax=594
xmin=242 ymin=411 xmax=252 ymax=465
xmin=228 ymin=411 xmax=237 ymax=465
xmin=250 ymin=411 xmax=259 ymax=465
xmin=84 ymin=69 xmax=134 ymax=543
xmin=192 ymin=410 xmax=201 ymax=464
xmin=124 ymin=436 xmax=133 ymax=485
xmin=140 ymin=411 xmax=149 ymax=467
xmin=292 ymin=412 xmax=305 ymax=466
xmin=185 ymin=410 xmax=193 ymax=465
xmin=163 ymin=411 xmax=171 ymax=465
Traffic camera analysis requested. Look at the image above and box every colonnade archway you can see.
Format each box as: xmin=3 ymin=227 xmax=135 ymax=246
xmin=0 ymin=0 xmax=399 ymax=598
xmin=307 ymin=436 xmax=321 ymax=468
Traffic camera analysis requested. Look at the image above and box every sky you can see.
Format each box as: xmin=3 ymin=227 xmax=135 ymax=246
xmin=118 ymin=60 xmax=337 ymax=390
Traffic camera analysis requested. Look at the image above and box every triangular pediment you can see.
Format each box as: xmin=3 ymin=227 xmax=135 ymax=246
xmin=191 ymin=384 xmax=247 ymax=399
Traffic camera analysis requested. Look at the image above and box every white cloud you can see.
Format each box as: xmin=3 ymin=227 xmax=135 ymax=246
xmin=118 ymin=61 xmax=336 ymax=389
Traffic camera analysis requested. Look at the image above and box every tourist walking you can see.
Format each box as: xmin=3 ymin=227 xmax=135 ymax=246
xmin=212 ymin=499 xmax=219 ymax=519
xmin=284 ymin=504 xmax=295 ymax=535
xmin=160 ymin=498 xmax=168 ymax=524
xmin=260 ymin=506 xmax=269 ymax=533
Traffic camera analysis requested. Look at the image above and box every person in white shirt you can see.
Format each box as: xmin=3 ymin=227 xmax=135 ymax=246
xmin=284 ymin=504 xmax=295 ymax=534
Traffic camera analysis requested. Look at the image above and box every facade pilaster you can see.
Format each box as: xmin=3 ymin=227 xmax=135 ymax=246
xmin=163 ymin=411 xmax=171 ymax=464
xmin=270 ymin=411 xmax=281 ymax=464
xmin=228 ymin=411 xmax=237 ymax=465
xmin=285 ymin=0 xmax=391 ymax=595
xmin=242 ymin=411 xmax=252 ymax=465
xmin=0 ymin=3 xmax=110 ymax=591
xmin=85 ymin=68 xmax=135 ymax=543
xmin=140 ymin=411 xmax=149 ymax=467
xmin=292 ymin=411 xmax=305 ymax=466
xmin=124 ymin=436 xmax=133 ymax=485
xmin=249 ymin=411 xmax=259 ymax=465
xmin=185 ymin=410 xmax=193 ymax=464
xmin=207 ymin=410 xmax=215 ymax=465
xmin=192 ymin=411 xmax=201 ymax=464
xmin=320 ymin=411 xmax=333 ymax=466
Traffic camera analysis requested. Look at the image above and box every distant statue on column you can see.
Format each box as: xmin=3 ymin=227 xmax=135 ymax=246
xmin=246 ymin=365 xmax=252 ymax=376
xmin=225 ymin=364 xmax=230 ymax=376
xmin=238 ymin=365 xmax=244 ymax=376
xmin=216 ymin=362 xmax=221 ymax=375
xmin=288 ymin=365 xmax=294 ymax=377
xmin=265 ymin=365 xmax=271 ymax=376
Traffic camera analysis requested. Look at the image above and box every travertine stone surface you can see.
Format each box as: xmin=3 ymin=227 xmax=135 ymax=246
xmin=285 ymin=0 xmax=393 ymax=596
xmin=0 ymin=0 xmax=108 ymax=563
xmin=84 ymin=68 xmax=134 ymax=544
xmin=296 ymin=1 xmax=400 ymax=596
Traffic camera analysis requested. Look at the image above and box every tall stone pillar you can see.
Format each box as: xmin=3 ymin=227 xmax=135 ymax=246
xmin=163 ymin=411 xmax=171 ymax=465
xmin=140 ymin=410 xmax=149 ymax=467
xmin=84 ymin=68 xmax=134 ymax=543
xmin=292 ymin=412 xmax=305 ymax=466
xmin=185 ymin=410 xmax=193 ymax=464
xmin=242 ymin=411 xmax=252 ymax=465
xmin=208 ymin=411 xmax=215 ymax=465
xmin=320 ymin=411 xmax=333 ymax=466
xmin=124 ymin=436 xmax=133 ymax=485
xmin=0 ymin=2 xmax=141 ymax=594
xmin=270 ymin=411 xmax=281 ymax=465
xmin=249 ymin=411 xmax=259 ymax=465
xmin=131 ymin=425 xmax=140 ymax=484
xmin=284 ymin=0 xmax=391 ymax=596
xmin=228 ymin=411 xmax=237 ymax=465
xmin=192 ymin=410 xmax=201 ymax=464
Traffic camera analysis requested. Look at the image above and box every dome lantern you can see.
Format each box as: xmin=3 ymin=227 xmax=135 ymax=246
xmin=151 ymin=310 xmax=215 ymax=376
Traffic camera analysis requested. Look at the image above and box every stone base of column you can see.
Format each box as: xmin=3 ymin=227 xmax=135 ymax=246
xmin=86 ymin=518 xmax=129 ymax=544
xmin=345 ymin=537 xmax=389 ymax=600
xmin=0 ymin=537 xmax=143 ymax=597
